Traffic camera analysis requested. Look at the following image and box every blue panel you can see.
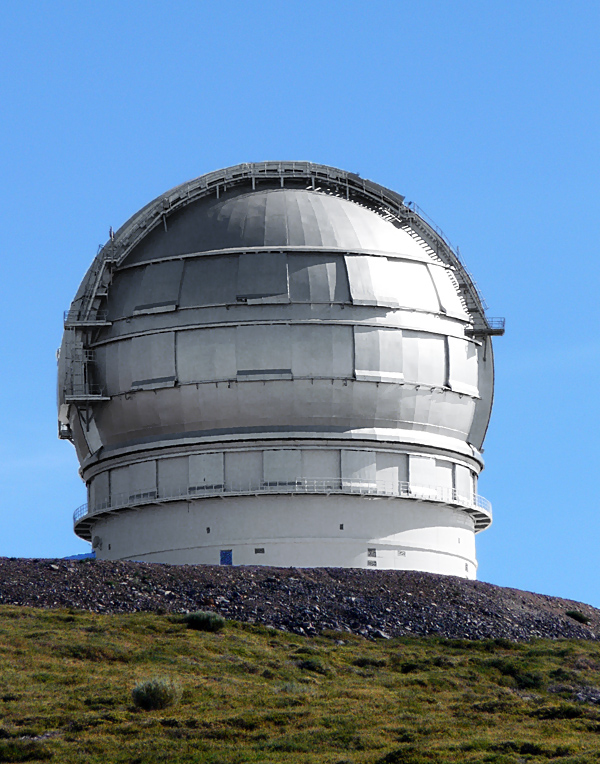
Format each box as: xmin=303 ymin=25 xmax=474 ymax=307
xmin=220 ymin=549 xmax=233 ymax=566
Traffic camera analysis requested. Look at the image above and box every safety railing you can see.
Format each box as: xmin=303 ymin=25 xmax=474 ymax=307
xmin=64 ymin=309 xmax=110 ymax=326
xmin=466 ymin=316 xmax=506 ymax=337
xmin=73 ymin=503 xmax=88 ymax=522
xmin=74 ymin=479 xmax=492 ymax=526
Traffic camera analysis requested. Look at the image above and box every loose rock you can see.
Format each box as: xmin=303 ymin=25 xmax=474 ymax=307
xmin=0 ymin=558 xmax=598 ymax=641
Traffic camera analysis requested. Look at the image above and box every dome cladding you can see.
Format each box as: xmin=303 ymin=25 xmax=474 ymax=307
xmin=60 ymin=161 xmax=500 ymax=576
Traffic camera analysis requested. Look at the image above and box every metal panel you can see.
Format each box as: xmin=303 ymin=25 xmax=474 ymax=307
xmin=434 ymin=394 xmax=476 ymax=438
xmin=106 ymin=268 xmax=141 ymax=319
xmin=177 ymin=327 xmax=236 ymax=383
xmin=264 ymin=188 xmax=289 ymax=246
xmin=189 ymin=453 xmax=224 ymax=491
xmin=409 ymin=455 xmax=437 ymax=498
xmin=468 ymin=339 xmax=494 ymax=449
xmin=236 ymin=325 xmax=292 ymax=377
xmin=131 ymin=332 xmax=176 ymax=388
xmin=81 ymin=418 xmax=102 ymax=454
xmin=100 ymin=342 xmax=133 ymax=394
xmin=110 ymin=466 xmax=130 ymax=500
xmin=134 ymin=261 xmax=184 ymax=314
xmin=281 ymin=190 xmax=307 ymax=244
xmin=354 ymin=326 xmax=403 ymax=382
xmin=455 ymin=464 xmax=473 ymax=500
xmin=158 ymin=457 xmax=189 ymax=497
xmin=402 ymin=331 xmax=446 ymax=386
xmin=179 ymin=255 xmax=238 ymax=307
xmin=241 ymin=192 xmax=269 ymax=247
xmin=225 ymin=451 xmax=262 ymax=490
xmin=291 ymin=324 xmax=353 ymax=378
xmin=117 ymin=341 xmax=135 ymax=393
xmin=288 ymin=253 xmax=350 ymax=302
xmin=427 ymin=264 xmax=467 ymax=317
xmin=341 ymin=450 xmax=377 ymax=487
xmin=345 ymin=256 xmax=377 ymax=304
xmin=90 ymin=472 xmax=109 ymax=511
xmin=301 ymin=190 xmax=336 ymax=246
xmin=263 ymin=450 xmax=302 ymax=484
xmin=237 ymin=252 xmax=288 ymax=303
xmin=368 ymin=257 xmax=399 ymax=306
xmin=448 ymin=336 xmax=479 ymax=396
xmin=386 ymin=259 xmax=440 ymax=312
xmin=128 ymin=461 xmax=157 ymax=499
xmin=435 ymin=459 xmax=453 ymax=490
xmin=376 ymin=452 xmax=408 ymax=487
xmin=301 ymin=449 xmax=340 ymax=481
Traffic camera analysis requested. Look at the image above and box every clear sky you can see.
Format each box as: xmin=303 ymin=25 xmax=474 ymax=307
xmin=1 ymin=1 xmax=599 ymax=606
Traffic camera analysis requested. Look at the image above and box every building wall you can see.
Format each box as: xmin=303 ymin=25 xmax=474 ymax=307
xmin=92 ymin=494 xmax=477 ymax=578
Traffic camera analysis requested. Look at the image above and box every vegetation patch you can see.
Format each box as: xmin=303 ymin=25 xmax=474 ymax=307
xmin=0 ymin=740 xmax=52 ymax=762
xmin=182 ymin=610 xmax=226 ymax=632
xmin=131 ymin=677 xmax=181 ymax=710
xmin=566 ymin=610 xmax=591 ymax=625
xmin=2 ymin=606 xmax=600 ymax=762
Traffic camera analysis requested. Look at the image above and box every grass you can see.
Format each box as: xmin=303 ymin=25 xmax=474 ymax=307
xmin=1 ymin=606 xmax=600 ymax=762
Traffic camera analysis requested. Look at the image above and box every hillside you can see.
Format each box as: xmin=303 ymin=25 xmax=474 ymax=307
xmin=0 ymin=558 xmax=598 ymax=641
xmin=3 ymin=560 xmax=600 ymax=762
xmin=2 ymin=606 xmax=600 ymax=762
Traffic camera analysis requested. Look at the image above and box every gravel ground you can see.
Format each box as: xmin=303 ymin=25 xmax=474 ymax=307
xmin=0 ymin=557 xmax=598 ymax=641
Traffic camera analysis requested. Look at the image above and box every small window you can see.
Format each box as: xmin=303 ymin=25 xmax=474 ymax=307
xmin=339 ymin=524 xmax=344 ymax=530
xmin=465 ymin=563 xmax=469 ymax=572
xmin=255 ymin=548 xmax=265 ymax=554
xmin=367 ymin=548 xmax=376 ymax=558
xmin=367 ymin=560 xmax=377 ymax=567
xmin=108 ymin=544 xmax=111 ymax=551
xmin=206 ymin=527 xmax=211 ymax=534
xmin=397 ymin=550 xmax=406 ymax=557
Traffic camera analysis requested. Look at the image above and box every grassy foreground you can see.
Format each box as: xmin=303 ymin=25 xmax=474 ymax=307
xmin=1 ymin=607 xmax=600 ymax=763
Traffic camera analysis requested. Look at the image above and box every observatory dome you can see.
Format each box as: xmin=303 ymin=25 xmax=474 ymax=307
xmin=59 ymin=162 xmax=502 ymax=577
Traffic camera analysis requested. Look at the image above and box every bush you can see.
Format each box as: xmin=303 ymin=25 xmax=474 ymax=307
xmin=352 ymin=656 xmax=387 ymax=668
xmin=0 ymin=740 xmax=52 ymax=762
xmin=487 ymin=658 xmax=544 ymax=690
xmin=184 ymin=611 xmax=226 ymax=632
xmin=533 ymin=704 xmax=586 ymax=720
xmin=297 ymin=658 xmax=328 ymax=675
xmin=131 ymin=677 xmax=181 ymax=710
xmin=566 ymin=610 xmax=590 ymax=625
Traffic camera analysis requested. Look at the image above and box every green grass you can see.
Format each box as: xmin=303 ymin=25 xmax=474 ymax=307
xmin=1 ymin=606 xmax=600 ymax=763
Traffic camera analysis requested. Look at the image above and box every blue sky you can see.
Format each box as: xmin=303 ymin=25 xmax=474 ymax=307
xmin=1 ymin=1 xmax=599 ymax=606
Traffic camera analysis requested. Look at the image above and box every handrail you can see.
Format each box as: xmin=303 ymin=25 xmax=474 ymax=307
xmin=74 ymin=479 xmax=492 ymax=527
xmin=64 ymin=309 xmax=110 ymax=326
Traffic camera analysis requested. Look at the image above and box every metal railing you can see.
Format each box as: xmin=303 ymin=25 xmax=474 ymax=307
xmin=64 ymin=309 xmax=110 ymax=326
xmin=466 ymin=317 xmax=506 ymax=337
xmin=74 ymin=479 xmax=491 ymax=526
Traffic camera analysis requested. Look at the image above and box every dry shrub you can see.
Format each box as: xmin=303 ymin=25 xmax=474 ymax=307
xmin=131 ymin=677 xmax=181 ymax=711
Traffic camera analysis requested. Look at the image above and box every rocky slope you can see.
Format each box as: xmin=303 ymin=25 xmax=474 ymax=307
xmin=0 ymin=557 xmax=597 ymax=641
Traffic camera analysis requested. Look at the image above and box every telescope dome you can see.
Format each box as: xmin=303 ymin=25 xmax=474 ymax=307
xmin=123 ymin=187 xmax=434 ymax=264
xmin=59 ymin=162 xmax=502 ymax=577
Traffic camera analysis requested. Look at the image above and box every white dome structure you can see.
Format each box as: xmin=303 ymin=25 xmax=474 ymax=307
xmin=59 ymin=162 xmax=503 ymax=577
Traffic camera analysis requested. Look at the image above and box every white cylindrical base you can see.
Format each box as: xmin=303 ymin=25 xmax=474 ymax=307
xmin=91 ymin=494 xmax=478 ymax=578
